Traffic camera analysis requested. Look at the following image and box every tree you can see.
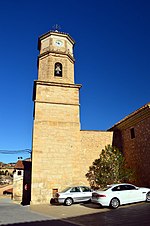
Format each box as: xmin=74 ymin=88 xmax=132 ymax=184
xmin=0 ymin=170 xmax=4 ymax=175
xmin=86 ymin=145 xmax=134 ymax=189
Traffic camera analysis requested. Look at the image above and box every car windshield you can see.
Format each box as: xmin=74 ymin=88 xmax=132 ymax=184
xmin=60 ymin=187 xmax=71 ymax=193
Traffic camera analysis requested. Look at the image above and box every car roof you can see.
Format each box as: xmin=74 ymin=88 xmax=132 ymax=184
xmin=108 ymin=183 xmax=136 ymax=188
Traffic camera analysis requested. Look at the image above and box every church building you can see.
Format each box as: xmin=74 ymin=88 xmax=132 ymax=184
xmin=109 ymin=103 xmax=150 ymax=188
xmin=31 ymin=29 xmax=113 ymax=204
xmin=31 ymin=28 xmax=150 ymax=205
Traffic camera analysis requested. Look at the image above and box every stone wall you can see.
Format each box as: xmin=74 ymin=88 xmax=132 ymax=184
xmin=38 ymin=54 xmax=74 ymax=84
xmin=31 ymin=81 xmax=82 ymax=204
xmin=31 ymin=128 xmax=113 ymax=204
xmin=13 ymin=170 xmax=23 ymax=201
xmin=32 ymin=123 xmax=81 ymax=204
xmin=31 ymin=83 xmax=113 ymax=204
xmin=80 ymin=130 xmax=113 ymax=178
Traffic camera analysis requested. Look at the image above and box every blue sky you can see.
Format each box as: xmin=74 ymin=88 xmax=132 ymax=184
xmin=0 ymin=0 xmax=150 ymax=163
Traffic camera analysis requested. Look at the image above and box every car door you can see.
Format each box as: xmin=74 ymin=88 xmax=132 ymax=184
xmin=112 ymin=185 xmax=130 ymax=204
xmin=125 ymin=185 xmax=143 ymax=203
xmin=70 ymin=187 xmax=82 ymax=202
xmin=80 ymin=186 xmax=92 ymax=201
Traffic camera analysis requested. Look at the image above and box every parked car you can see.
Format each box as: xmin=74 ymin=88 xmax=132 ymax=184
xmin=92 ymin=183 xmax=150 ymax=209
xmin=54 ymin=186 xmax=93 ymax=206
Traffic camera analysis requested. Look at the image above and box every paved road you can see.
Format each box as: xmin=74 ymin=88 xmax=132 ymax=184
xmin=31 ymin=201 xmax=150 ymax=226
xmin=0 ymin=198 xmax=75 ymax=226
xmin=65 ymin=202 xmax=150 ymax=226
xmin=0 ymin=197 xmax=150 ymax=226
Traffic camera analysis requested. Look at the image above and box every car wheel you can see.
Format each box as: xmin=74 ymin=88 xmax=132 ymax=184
xmin=146 ymin=192 xmax=150 ymax=202
xmin=64 ymin=198 xmax=73 ymax=206
xmin=110 ymin=198 xmax=120 ymax=209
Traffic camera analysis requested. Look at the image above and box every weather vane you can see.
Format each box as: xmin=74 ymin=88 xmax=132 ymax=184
xmin=52 ymin=24 xmax=61 ymax=32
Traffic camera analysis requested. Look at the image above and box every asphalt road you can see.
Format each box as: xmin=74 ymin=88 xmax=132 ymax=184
xmin=66 ymin=202 xmax=150 ymax=226
xmin=0 ymin=197 xmax=150 ymax=226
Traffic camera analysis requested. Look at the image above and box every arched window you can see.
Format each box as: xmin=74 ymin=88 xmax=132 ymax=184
xmin=54 ymin=62 xmax=62 ymax=77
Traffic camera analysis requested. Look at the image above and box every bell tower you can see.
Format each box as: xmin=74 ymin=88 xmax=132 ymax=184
xmin=38 ymin=30 xmax=75 ymax=84
xmin=31 ymin=29 xmax=82 ymax=204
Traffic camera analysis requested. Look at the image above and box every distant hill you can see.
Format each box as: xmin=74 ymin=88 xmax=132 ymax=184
xmin=0 ymin=162 xmax=16 ymax=168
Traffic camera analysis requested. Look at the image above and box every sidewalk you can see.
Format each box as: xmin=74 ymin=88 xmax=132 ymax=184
xmin=0 ymin=184 xmax=13 ymax=196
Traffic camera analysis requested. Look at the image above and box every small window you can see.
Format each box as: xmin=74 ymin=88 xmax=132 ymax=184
xmin=18 ymin=170 xmax=22 ymax=176
xmin=54 ymin=62 xmax=62 ymax=77
xmin=130 ymin=128 xmax=135 ymax=139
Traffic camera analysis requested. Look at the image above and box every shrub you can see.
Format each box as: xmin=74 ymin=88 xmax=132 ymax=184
xmin=86 ymin=145 xmax=134 ymax=189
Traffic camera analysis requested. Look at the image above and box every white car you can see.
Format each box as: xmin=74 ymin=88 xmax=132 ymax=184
xmin=54 ymin=186 xmax=93 ymax=206
xmin=92 ymin=183 xmax=150 ymax=209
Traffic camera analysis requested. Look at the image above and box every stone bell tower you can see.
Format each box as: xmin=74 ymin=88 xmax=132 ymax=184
xmin=37 ymin=29 xmax=75 ymax=84
xmin=31 ymin=29 xmax=82 ymax=204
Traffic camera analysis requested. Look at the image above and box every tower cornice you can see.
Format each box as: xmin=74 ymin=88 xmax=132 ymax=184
xmin=38 ymin=30 xmax=75 ymax=50
xmin=38 ymin=49 xmax=75 ymax=62
xmin=34 ymin=80 xmax=82 ymax=89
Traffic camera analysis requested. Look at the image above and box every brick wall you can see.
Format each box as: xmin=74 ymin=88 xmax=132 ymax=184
xmin=123 ymin=117 xmax=150 ymax=187
xmin=112 ymin=115 xmax=150 ymax=187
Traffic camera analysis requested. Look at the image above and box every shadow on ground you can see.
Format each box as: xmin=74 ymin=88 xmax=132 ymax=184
xmin=0 ymin=220 xmax=75 ymax=226
xmin=5 ymin=203 xmax=150 ymax=226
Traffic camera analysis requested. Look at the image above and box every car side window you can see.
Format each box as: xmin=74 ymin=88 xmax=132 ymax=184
xmin=124 ymin=185 xmax=136 ymax=190
xmin=112 ymin=186 xmax=121 ymax=191
xmin=70 ymin=187 xmax=81 ymax=192
xmin=81 ymin=187 xmax=91 ymax=192
xmin=120 ymin=185 xmax=129 ymax=191
xmin=112 ymin=185 xmax=136 ymax=192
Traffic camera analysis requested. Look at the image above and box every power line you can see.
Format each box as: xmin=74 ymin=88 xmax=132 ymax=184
xmin=0 ymin=149 xmax=31 ymax=154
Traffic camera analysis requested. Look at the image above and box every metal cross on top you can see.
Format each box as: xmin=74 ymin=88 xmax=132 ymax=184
xmin=52 ymin=24 xmax=61 ymax=32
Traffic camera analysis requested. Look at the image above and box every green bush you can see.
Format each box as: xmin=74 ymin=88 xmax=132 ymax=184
xmin=86 ymin=145 xmax=134 ymax=189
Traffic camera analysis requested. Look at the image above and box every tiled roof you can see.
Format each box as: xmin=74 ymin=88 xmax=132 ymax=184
xmin=108 ymin=102 xmax=150 ymax=130
xmin=14 ymin=160 xmax=24 ymax=169
xmin=14 ymin=160 xmax=32 ymax=170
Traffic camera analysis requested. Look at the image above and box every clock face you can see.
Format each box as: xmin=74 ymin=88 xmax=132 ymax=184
xmin=55 ymin=40 xmax=63 ymax=47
